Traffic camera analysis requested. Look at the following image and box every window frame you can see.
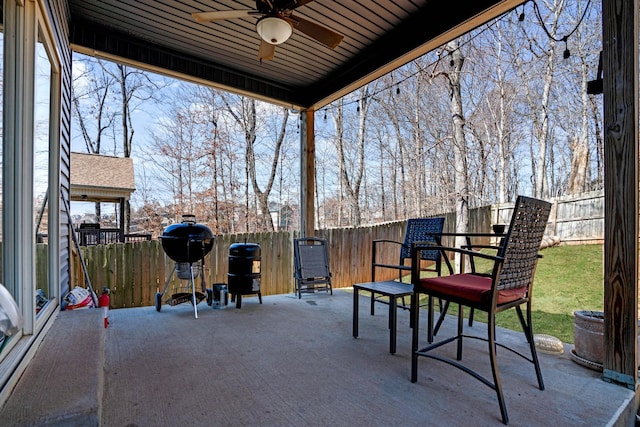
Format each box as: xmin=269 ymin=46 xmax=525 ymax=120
xmin=0 ymin=0 xmax=62 ymax=383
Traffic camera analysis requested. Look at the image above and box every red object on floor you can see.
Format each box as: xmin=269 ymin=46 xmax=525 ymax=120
xmin=98 ymin=288 xmax=110 ymax=328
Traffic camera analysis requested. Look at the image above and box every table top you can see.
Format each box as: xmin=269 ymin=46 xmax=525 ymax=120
xmin=353 ymin=280 xmax=413 ymax=296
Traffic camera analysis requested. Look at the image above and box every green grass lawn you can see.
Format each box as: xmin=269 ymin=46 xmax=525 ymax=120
xmin=524 ymin=244 xmax=604 ymax=343
xmin=433 ymin=244 xmax=604 ymax=344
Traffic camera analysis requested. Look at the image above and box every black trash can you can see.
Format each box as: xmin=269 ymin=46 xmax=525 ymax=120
xmin=228 ymin=243 xmax=262 ymax=308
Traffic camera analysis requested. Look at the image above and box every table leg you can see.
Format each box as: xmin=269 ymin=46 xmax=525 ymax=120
xmin=370 ymin=293 xmax=375 ymax=316
xmin=389 ymin=296 xmax=397 ymax=354
xmin=353 ymin=287 xmax=359 ymax=338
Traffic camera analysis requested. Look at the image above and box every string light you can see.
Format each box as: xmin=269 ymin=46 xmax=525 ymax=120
xmin=518 ymin=4 xmax=525 ymax=22
xmin=320 ymin=0 xmax=591 ymax=113
xmin=321 ymin=13 xmax=504 ymax=113
xmin=532 ymin=0 xmax=592 ymax=61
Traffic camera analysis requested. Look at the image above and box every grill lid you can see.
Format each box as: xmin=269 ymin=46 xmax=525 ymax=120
xmin=161 ymin=215 xmax=214 ymax=263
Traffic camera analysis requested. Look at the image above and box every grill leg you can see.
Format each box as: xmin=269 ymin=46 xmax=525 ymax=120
xmin=191 ymin=264 xmax=198 ymax=319
xmin=159 ymin=265 xmax=177 ymax=298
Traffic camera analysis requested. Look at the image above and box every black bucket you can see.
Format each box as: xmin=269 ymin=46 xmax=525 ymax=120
xmin=228 ymin=243 xmax=261 ymax=296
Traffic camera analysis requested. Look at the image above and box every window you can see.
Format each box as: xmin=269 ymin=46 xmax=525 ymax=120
xmin=34 ymin=28 xmax=52 ymax=317
xmin=32 ymin=2 xmax=61 ymax=326
xmin=0 ymin=9 xmax=5 ymax=353
xmin=0 ymin=0 xmax=61 ymax=364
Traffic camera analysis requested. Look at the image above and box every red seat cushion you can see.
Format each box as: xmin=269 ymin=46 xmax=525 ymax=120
xmin=417 ymin=274 xmax=526 ymax=305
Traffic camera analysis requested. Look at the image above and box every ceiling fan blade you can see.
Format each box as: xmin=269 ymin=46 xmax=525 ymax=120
xmin=258 ymin=40 xmax=276 ymax=61
xmin=294 ymin=0 xmax=317 ymax=8
xmin=192 ymin=10 xmax=254 ymax=23
xmin=286 ymin=14 xmax=343 ymax=49
xmin=279 ymin=0 xmax=317 ymax=10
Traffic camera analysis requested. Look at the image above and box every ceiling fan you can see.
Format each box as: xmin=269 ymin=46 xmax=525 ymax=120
xmin=192 ymin=0 xmax=344 ymax=61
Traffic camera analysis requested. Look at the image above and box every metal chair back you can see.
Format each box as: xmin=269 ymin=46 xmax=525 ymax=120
xmin=399 ymin=217 xmax=445 ymax=265
xmin=293 ymin=237 xmax=332 ymax=299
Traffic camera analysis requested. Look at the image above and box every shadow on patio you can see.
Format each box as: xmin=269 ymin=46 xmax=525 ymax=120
xmin=2 ymin=289 xmax=636 ymax=426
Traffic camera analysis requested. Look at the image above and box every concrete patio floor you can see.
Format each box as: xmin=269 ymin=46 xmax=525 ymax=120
xmin=1 ymin=288 xmax=637 ymax=426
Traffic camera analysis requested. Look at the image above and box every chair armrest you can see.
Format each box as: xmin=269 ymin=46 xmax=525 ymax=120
xmin=461 ymin=244 xmax=502 ymax=251
xmin=414 ymin=243 xmax=504 ymax=262
xmin=411 ymin=242 xmax=504 ymax=277
xmin=372 ymin=239 xmax=403 ymax=247
xmin=372 ymin=239 xmax=405 ymax=265
xmin=438 ymin=232 xmax=505 ymax=238
xmin=460 ymin=244 xmax=504 ymax=274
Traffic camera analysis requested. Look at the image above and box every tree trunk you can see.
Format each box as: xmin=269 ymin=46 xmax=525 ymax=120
xmin=447 ymin=41 xmax=469 ymax=270
xmin=568 ymin=56 xmax=591 ymax=194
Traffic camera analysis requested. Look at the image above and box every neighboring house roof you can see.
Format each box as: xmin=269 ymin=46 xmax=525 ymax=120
xmin=70 ymin=152 xmax=135 ymax=202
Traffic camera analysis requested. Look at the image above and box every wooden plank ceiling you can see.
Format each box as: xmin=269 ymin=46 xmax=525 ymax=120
xmin=68 ymin=0 xmax=523 ymax=109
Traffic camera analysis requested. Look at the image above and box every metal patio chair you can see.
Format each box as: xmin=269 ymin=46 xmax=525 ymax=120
xmin=370 ymin=217 xmax=448 ymax=329
xmin=410 ymin=195 xmax=551 ymax=424
xmin=293 ymin=237 xmax=333 ymax=299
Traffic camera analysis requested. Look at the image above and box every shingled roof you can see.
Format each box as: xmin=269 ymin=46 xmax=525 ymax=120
xmin=70 ymin=152 xmax=135 ymax=202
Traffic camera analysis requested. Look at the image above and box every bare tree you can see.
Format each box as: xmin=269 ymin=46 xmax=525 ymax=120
xmin=186 ymin=85 xmax=242 ymax=233
xmin=222 ymin=95 xmax=290 ymax=231
xmin=331 ymin=84 xmax=374 ymax=227
xmin=103 ymin=63 xmax=165 ymax=231
xmin=71 ymin=0 xmax=604 ymax=234
xmin=141 ymin=100 xmax=209 ymax=218
xmin=72 ymin=57 xmax=119 ymax=220
xmin=72 ymin=57 xmax=117 ymax=155
xmin=376 ymin=75 xmax=408 ymax=218
xmin=73 ymin=56 xmax=165 ymax=230
xmin=445 ymin=41 xmax=470 ymax=264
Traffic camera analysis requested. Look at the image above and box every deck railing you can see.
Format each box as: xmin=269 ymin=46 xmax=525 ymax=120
xmin=75 ymin=226 xmax=152 ymax=245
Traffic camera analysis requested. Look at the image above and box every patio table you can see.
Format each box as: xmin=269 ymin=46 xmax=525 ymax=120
xmin=352 ymin=280 xmax=413 ymax=354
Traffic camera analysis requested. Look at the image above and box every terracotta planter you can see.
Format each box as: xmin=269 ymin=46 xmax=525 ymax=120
xmin=573 ymin=310 xmax=605 ymax=365
xmin=572 ymin=310 xmax=640 ymax=370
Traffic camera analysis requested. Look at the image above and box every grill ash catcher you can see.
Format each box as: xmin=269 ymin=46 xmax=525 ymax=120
xmin=157 ymin=215 xmax=214 ymax=318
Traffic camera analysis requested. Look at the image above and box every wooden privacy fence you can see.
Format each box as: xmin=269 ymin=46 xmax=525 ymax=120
xmin=66 ymin=191 xmax=609 ymax=309
xmin=491 ymin=190 xmax=606 ymax=244
xmin=71 ymin=228 xmax=393 ymax=309
xmin=70 ymin=208 xmax=492 ymax=310
xmin=71 ymin=232 xmax=295 ymax=310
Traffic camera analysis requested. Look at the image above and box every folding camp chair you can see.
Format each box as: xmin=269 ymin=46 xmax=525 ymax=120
xmin=293 ymin=237 xmax=332 ymax=299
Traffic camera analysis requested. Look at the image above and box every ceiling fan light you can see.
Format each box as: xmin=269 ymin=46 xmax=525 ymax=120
xmin=256 ymin=17 xmax=292 ymax=45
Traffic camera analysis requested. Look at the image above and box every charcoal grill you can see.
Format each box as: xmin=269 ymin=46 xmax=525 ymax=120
xmin=156 ymin=215 xmax=214 ymax=318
